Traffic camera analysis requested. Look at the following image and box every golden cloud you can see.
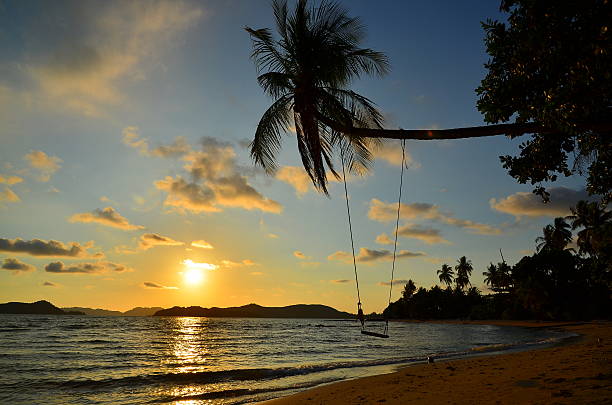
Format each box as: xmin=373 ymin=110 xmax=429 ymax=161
xmin=1 ymin=258 xmax=35 ymax=273
xmin=0 ymin=188 xmax=20 ymax=203
xmin=139 ymin=233 xmax=184 ymax=250
xmin=24 ymin=150 xmax=62 ymax=182
xmin=191 ymin=240 xmax=213 ymax=249
xmin=328 ymin=247 xmax=425 ymax=264
xmin=490 ymin=187 xmax=591 ymax=218
xmin=0 ymin=175 xmax=23 ymax=185
xmin=142 ymin=281 xmax=178 ymax=290
xmin=69 ymin=207 xmax=144 ymax=230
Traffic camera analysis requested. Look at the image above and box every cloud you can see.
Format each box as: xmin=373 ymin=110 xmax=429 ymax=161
xmin=397 ymin=224 xmax=451 ymax=245
xmin=375 ymin=233 xmax=394 ymax=245
xmin=182 ymin=259 xmax=217 ymax=270
xmin=300 ymin=261 xmax=321 ymax=269
xmin=191 ymin=240 xmax=213 ymax=249
xmin=1 ymin=258 xmax=35 ymax=272
xmin=122 ymin=127 xmax=191 ymax=157
xmin=142 ymin=281 xmax=178 ymax=290
xmin=250 ymin=271 xmax=264 ymax=276
xmin=328 ymin=247 xmax=425 ymax=264
xmin=368 ymin=199 xmax=502 ymax=235
xmin=373 ymin=141 xmax=419 ymax=168
xmin=0 ymin=175 xmax=23 ymax=185
xmin=69 ymin=207 xmax=144 ymax=230
xmin=276 ymin=166 xmax=313 ymax=196
xmin=378 ymin=279 xmax=409 ymax=286
xmin=42 ymin=281 xmax=59 ymax=287
xmin=45 ymin=261 xmax=133 ymax=274
xmin=0 ymin=188 xmax=20 ymax=203
xmin=219 ymin=259 xmax=257 ymax=269
xmin=331 ymin=279 xmax=351 ymax=284
xmin=139 ymin=233 xmax=183 ymax=250
xmin=490 ymin=187 xmax=592 ymax=218
xmin=0 ymin=238 xmax=93 ymax=257
xmin=150 ymin=137 xmax=282 ymax=214
xmin=276 ymin=165 xmax=342 ymax=196
xmin=293 ymin=250 xmax=307 ymax=259
xmin=267 ymin=233 xmax=279 ymax=239
xmin=9 ymin=1 xmax=203 ymax=116
xmin=24 ymin=150 xmax=62 ymax=182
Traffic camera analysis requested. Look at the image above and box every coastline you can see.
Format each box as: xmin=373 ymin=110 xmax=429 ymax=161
xmin=258 ymin=320 xmax=611 ymax=404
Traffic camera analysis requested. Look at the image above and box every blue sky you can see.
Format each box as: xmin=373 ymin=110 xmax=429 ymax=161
xmin=0 ymin=0 xmax=590 ymax=312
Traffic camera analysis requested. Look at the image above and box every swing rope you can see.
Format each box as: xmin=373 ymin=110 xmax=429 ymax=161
xmin=341 ymin=140 xmax=407 ymax=336
xmin=340 ymin=152 xmax=363 ymax=328
xmin=384 ymin=139 xmax=406 ymax=335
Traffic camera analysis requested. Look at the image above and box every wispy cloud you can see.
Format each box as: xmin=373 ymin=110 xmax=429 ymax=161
xmin=330 ymin=279 xmax=351 ymax=284
xmin=139 ymin=233 xmax=183 ymax=250
xmin=0 ymin=188 xmax=20 ymax=204
xmin=7 ymin=1 xmax=203 ymax=117
xmin=24 ymin=150 xmax=62 ymax=182
xmin=293 ymin=250 xmax=307 ymax=259
xmin=45 ymin=261 xmax=133 ymax=274
xmin=0 ymin=175 xmax=23 ymax=185
xmin=142 ymin=281 xmax=178 ymax=290
xmin=69 ymin=207 xmax=144 ymax=230
xmin=368 ymin=198 xmax=502 ymax=235
xmin=328 ymin=247 xmax=425 ymax=264
xmin=378 ymin=279 xmax=409 ymax=286
xmin=191 ymin=240 xmax=213 ymax=249
xmin=42 ymin=281 xmax=59 ymax=287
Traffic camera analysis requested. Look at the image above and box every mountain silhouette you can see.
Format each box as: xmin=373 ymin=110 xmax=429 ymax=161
xmin=0 ymin=300 xmax=84 ymax=315
xmin=154 ymin=303 xmax=353 ymax=319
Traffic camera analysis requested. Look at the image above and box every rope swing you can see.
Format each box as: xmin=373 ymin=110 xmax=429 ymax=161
xmin=341 ymin=140 xmax=407 ymax=339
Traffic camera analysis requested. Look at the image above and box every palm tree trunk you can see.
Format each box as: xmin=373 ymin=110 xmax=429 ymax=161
xmin=316 ymin=113 xmax=612 ymax=140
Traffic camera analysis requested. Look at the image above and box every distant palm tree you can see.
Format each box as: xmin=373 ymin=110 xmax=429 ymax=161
xmin=437 ymin=264 xmax=454 ymax=287
xmin=402 ymin=279 xmax=417 ymax=301
xmin=567 ymin=200 xmax=612 ymax=257
xmin=536 ymin=217 xmax=573 ymax=253
xmin=245 ymin=0 xmax=389 ymax=193
xmin=454 ymin=256 xmax=473 ymax=291
xmin=483 ymin=263 xmax=498 ymax=291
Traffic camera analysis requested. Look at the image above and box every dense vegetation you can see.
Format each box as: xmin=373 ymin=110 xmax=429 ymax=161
xmin=383 ymin=201 xmax=611 ymax=321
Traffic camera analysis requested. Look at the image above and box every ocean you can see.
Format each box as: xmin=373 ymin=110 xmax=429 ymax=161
xmin=0 ymin=314 xmax=570 ymax=404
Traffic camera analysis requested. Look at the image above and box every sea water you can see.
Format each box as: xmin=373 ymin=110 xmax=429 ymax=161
xmin=0 ymin=314 xmax=570 ymax=404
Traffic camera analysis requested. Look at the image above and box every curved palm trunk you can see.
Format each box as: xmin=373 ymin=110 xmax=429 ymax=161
xmin=317 ymin=113 xmax=612 ymax=140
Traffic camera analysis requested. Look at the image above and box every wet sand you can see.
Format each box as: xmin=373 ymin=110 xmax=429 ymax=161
xmin=260 ymin=321 xmax=611 ymax=404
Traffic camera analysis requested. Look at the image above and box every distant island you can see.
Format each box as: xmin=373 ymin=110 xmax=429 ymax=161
xmin=0 ymin=300 xmax=85 ymax=315
xmin=0 ymin=301 xmax=354 ymax=319
xmin=154 ymin=303 xmax=354 ymax=319
xmin=62 ymin=306 xmax=163 ymax=317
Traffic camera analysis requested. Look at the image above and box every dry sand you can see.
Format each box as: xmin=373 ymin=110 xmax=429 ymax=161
xmin=259 ymin=321 xmax=611 ymax=404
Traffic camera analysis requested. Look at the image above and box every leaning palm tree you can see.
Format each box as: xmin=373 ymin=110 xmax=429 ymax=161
xmin=245 ymin=0 xmax=388 ymax=193
xmin=247 ymin=0 xmax=612 ymax=196
xmin=437 ymin=264 xmax=454 ymax=287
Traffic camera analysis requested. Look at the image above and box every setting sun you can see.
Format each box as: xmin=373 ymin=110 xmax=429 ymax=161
xmin=183 ymin=268 xmax=204 ymax=285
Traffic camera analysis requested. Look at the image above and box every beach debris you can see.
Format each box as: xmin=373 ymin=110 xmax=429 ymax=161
xmin=427 ymin=356 xmax=435 ymax=364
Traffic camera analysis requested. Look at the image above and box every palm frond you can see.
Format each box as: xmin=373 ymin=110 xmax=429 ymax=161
xmin=251 ymin=94 xmax=293 ymax=173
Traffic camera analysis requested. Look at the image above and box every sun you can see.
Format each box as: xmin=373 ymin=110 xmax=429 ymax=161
xmin=184 ymin=267 xmax=204 ymax=285
xmin=181 ymin=259 xmax=216 ymax=286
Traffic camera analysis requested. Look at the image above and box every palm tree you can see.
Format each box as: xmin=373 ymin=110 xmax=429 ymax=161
xmin=482 ymin=263 xmax=498 ymax=291
xmin=437 ymin=264 xmax=454 ymax=287
xmin=247 ymin=0 xmax=612 ymax=193
xmin=402 ymin=279 xmax=416 ymax=301
xmin=535 ymin=217 xmax=573 ymax=253
xmin=454 ymin=256 xmax=473 ymax=291
xmin=245 ymin=0 xmax=388 ymax=193
xmin=567 ymin=200 xmax=612 ymax=257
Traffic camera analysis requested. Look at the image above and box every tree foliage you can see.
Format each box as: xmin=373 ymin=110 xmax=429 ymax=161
xmin=476 ymin=0 xmax=612 ymax=201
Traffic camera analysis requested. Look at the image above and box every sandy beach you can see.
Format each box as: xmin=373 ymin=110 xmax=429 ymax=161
xmin=260 ymin=321 xmax=612 ymax=404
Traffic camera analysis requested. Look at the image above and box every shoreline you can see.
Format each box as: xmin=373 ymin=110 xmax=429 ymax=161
xmin=258 ymin=320 xmax=611 ymax=404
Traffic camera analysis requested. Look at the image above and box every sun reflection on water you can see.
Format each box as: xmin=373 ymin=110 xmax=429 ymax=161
xmin=168 ymin=317 xmax=209 ymax=374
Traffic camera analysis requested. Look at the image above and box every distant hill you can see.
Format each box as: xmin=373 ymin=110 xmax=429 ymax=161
xmin=62 ymin=306 xmax=163 ymax=316
xmin=0 ymin=300 xmax=84 ymax=315
xmin=154 ymin=303 xmax=354 ymax=319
